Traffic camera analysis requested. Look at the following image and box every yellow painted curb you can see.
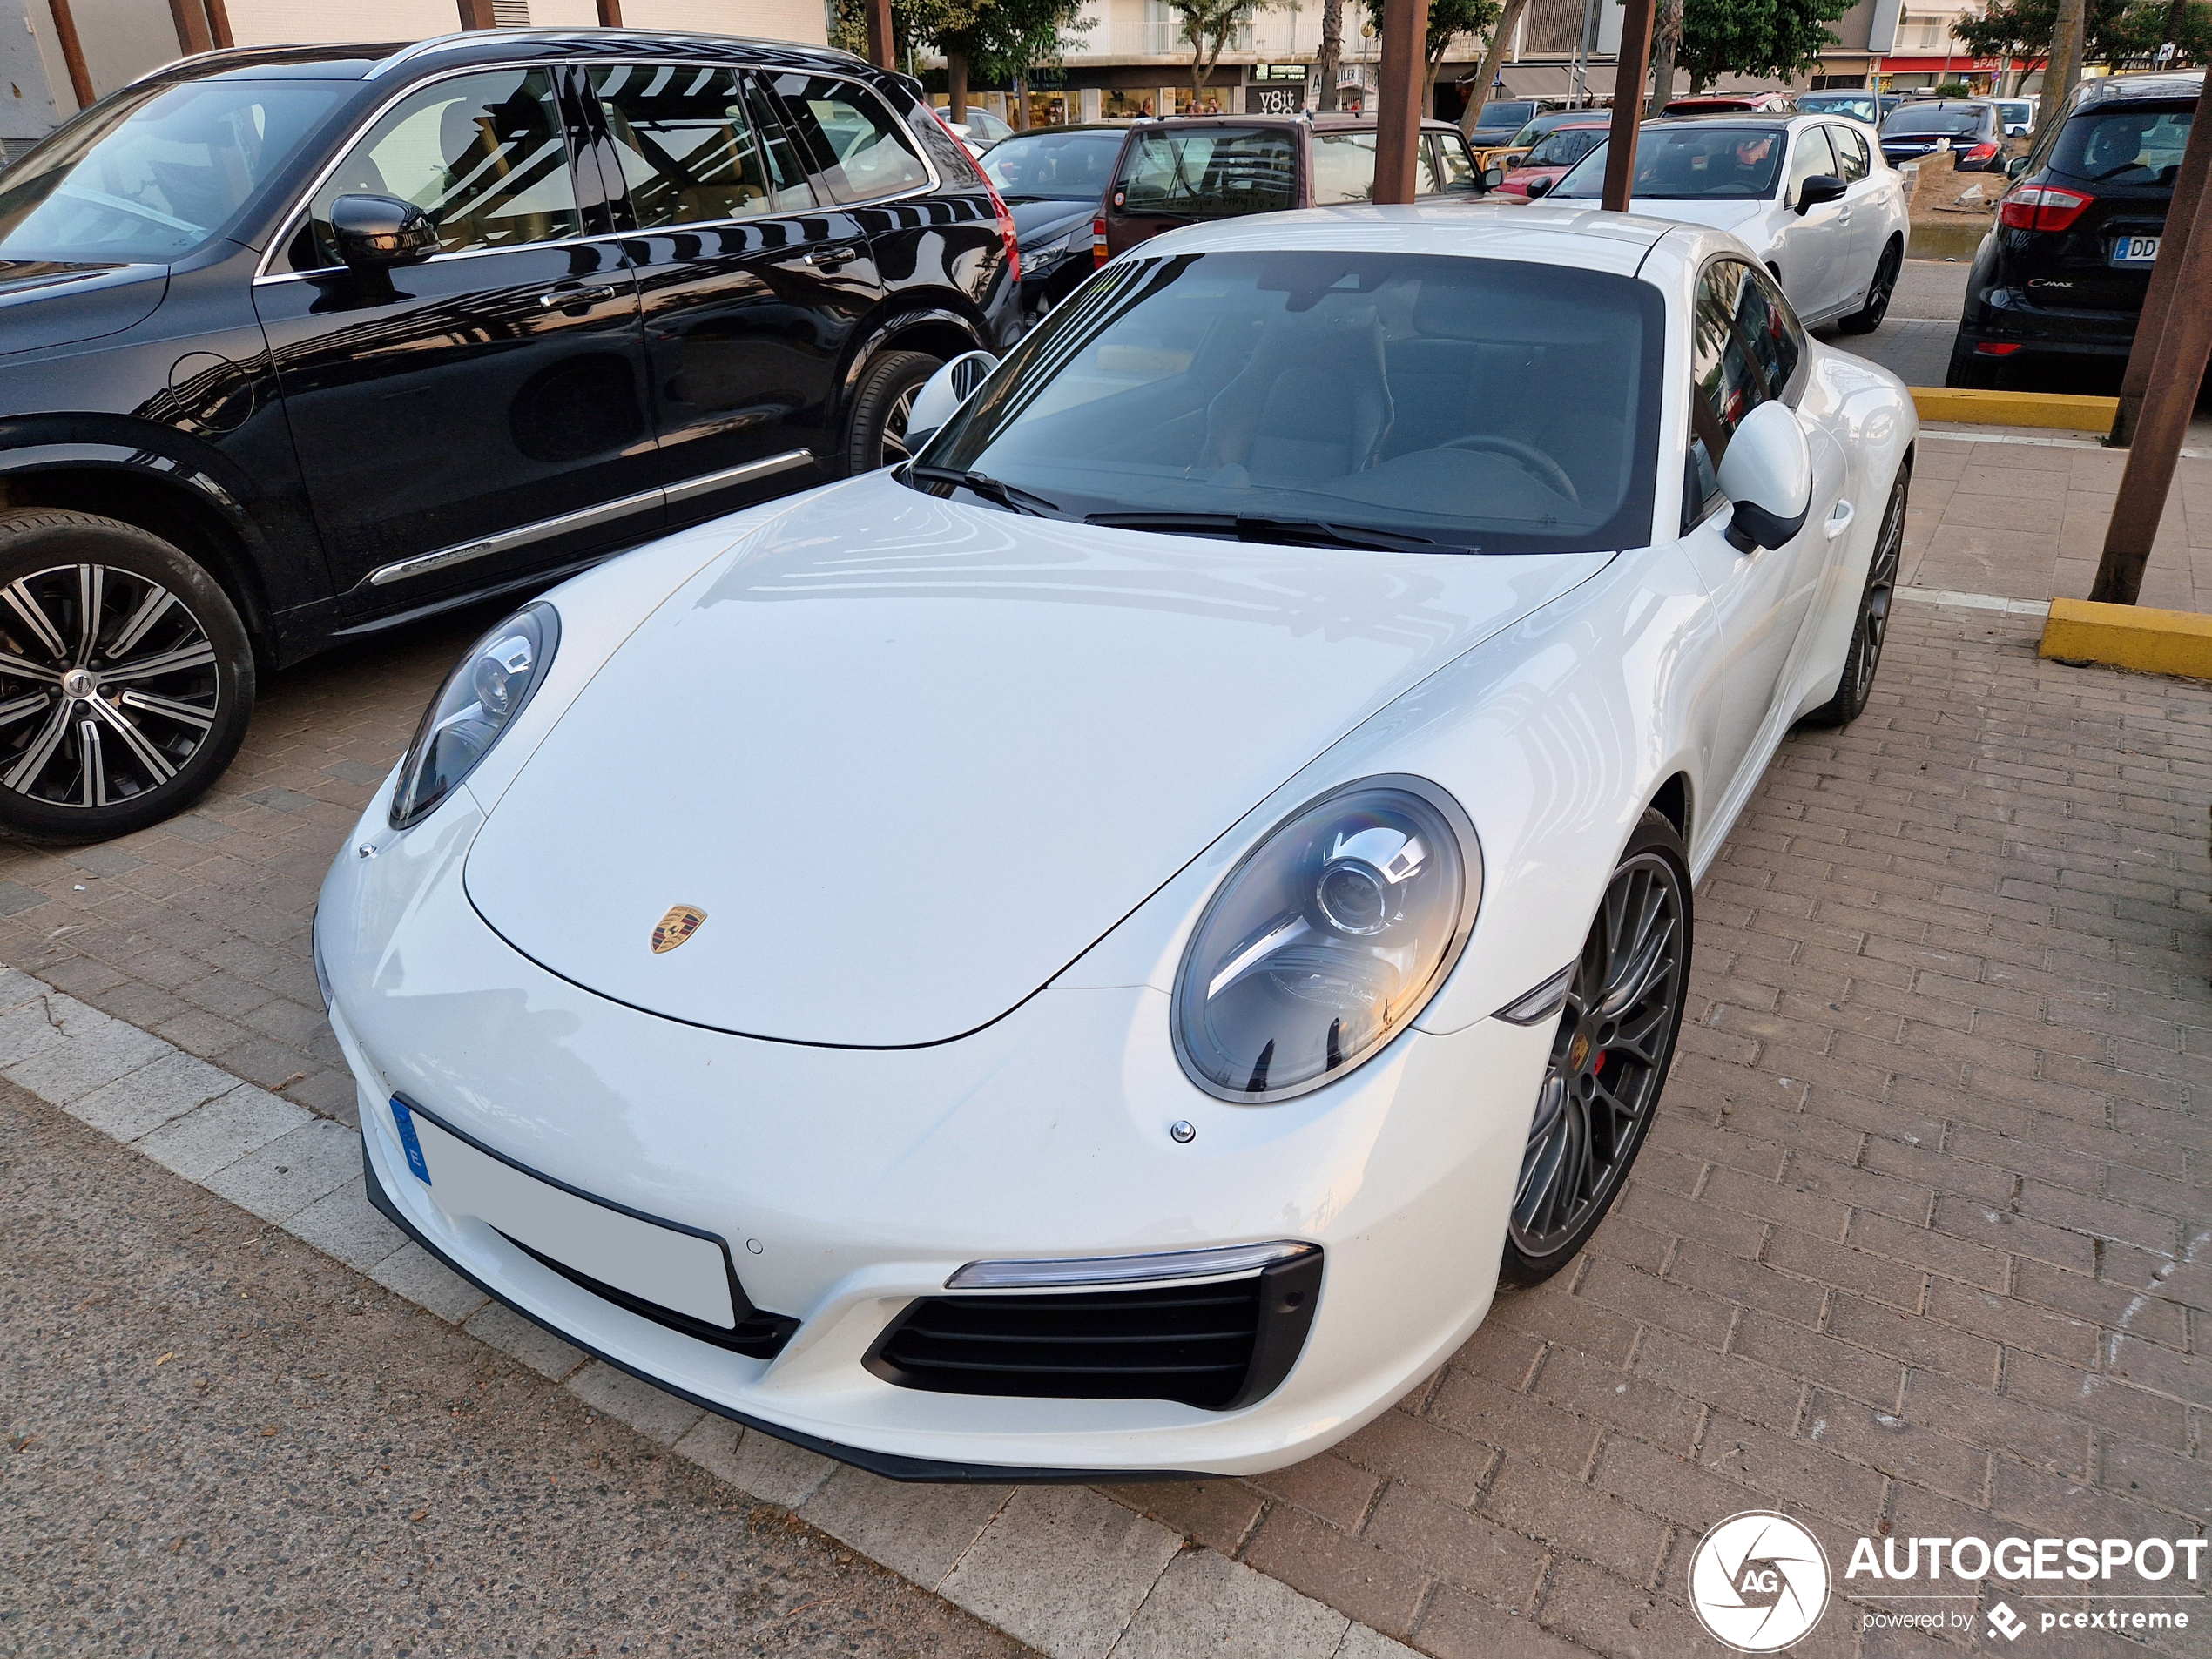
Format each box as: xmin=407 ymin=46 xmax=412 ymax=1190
xmin=2040 ymin=597 xmax=2212 ymax=678
xmin=1910 ymin=388 xmax=2119 ymax=434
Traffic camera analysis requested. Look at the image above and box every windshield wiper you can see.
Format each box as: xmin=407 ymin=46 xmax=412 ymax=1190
xmin=1085 ymin=512 xmax=1474 ymax=554
xmin=906 ymin=464 xmax=1062 ymax=516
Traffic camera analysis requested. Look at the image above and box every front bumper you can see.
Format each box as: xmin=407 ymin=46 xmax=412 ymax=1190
xmin=321 ymin=786 xmax=1552 ymax=1479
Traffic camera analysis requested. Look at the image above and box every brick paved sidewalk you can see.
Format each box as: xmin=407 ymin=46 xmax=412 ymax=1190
xmin=0 ymin=593 xmax=2204 ymax=1656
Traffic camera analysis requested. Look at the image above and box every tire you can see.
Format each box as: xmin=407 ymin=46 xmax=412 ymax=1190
xmin=1500 ymin=809 xmax=1693 ymax=1288
xmin=0 ymin=510 xmax=254 ymax=843
xmin=1801 ymin=467 xmax=1908 ymax=730
xmin=1835 ymin=237 xmax=1902 ymax=335
xmin=1946 ymin=329 xmax=2000 ymax=389
xmin=842 ymin=349 xmax=943 ymax=475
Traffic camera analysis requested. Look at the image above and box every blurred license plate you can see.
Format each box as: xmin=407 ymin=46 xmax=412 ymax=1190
xmin=2111 ymin=235 xmax=2161 ymax=265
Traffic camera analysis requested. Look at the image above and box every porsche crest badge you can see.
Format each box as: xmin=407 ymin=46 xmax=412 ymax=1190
xmin=651 ymin=904 xmax=707 ymax=954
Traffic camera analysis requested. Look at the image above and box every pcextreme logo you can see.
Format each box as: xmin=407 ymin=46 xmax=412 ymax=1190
xmin=1689 ymin=1516 xmax=2207 ymax=1649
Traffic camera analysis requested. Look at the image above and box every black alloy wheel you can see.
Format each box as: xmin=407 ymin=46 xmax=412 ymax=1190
xmin=0 ymin=511 xmax=253 ymax=842
xmin=1802 ymin=467 xmax=1909 ymax=729
xmin=844 ymin=348 xmax=944 ymax=475
xmin=1501 ymin=811 xmax=1692 ymax=1286
xmin=1837 ymin=239 xmax=1902 ymax=335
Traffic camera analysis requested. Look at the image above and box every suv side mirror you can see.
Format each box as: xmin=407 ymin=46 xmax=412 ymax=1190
xmin=903 ymin=349 xmax=998 ymax=454
xmin=1716 ymin=401 xmax=1812 ymax=551
xmin=330 ymin=193 xmax=438 ymax=267
xmin=1795 ymin=173 xmax=1847 ymax=214
xmin=2006 ymin=154 xmax=2030 ymax=179
xmin=1525 ymin=175 xmax=1554 ymax=199
xmin=1482 ymin=164 xmax=1505 ymax=189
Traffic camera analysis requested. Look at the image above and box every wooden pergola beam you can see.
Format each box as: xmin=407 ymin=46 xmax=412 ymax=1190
xmin=1601 ymin=0 xmax=1656 ymax=212
xmin=1372 ymin=0 xmax=1428 ymax=205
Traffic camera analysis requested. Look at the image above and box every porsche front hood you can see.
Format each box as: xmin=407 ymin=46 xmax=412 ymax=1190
xmin=463 ymin=475 xmax=1609 ymax=1046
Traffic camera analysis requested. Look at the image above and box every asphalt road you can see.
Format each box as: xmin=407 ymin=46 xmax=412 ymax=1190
xmin=1 ymin=1082 xmax=1032 ymax=1657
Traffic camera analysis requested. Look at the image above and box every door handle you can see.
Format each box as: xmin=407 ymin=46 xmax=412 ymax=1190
xmin=1824 ymin=500 xmax=1855 ymax=540
xmin=804 ymin=244 xmax=862 ymax=268
xmin=540 ymin=284 xmax=618 ymax=311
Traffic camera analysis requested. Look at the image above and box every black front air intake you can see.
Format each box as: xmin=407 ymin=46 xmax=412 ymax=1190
xmin=502 ymin=1232 xmax=798 ymax=1361
xmin=866 ymin=1250 xmax=1322 ymax=1411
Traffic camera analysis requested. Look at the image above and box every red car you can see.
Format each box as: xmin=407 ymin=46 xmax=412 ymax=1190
xmin=1658 ymin=92 xmax=1795 ymax=116
xmin=1497 ymin=118 xmax=1611 ymax=197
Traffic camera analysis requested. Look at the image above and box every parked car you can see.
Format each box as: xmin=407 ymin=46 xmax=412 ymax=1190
xmin=1878 ymin=98 xmax=2005 ymax=171
xmin=945 ymin=104 xmax=1015 ymax=157
xmin=1993 ymin=96 xmax=2037 ymax=136
xmin=1795 ymin=91 xmax=1880 ymax=125
xmin=1947 ymin=71 xmax=2202 ymax=388
xmin=978 ymin=123 xmax=1125 ymax=320
xmin=320 ymin=201 xmax=1915 ymax=1481
xmin=1098 ymin=115 xmax=1500 ymax=261
xmin=1660 ymin=92 xmax=1795 ymax=116
xmin=0 ymin=30 xmax=1017 ymax=841
xmin=1497 ymin=118 xmax=1611 ymax=197
xmin=1476 ymin=105 xmax=1602 ymax=173
xmin=1465 ymin=98 xmax=1542 ymax=146
xmin=1547 ymin=115 xmax=1909 ymax=332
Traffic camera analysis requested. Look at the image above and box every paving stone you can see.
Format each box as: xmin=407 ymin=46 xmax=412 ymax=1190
xmin=801 ymin=1467 xmax=1012 ymax=1589
xmin=1113 ymin=1548 xmax=1348 ymax=1659
xmin=61 ymin=1049 xmax=236 ymax=1142
xmin=366 ymin=1241 xmax=489 ymax=1324
xmin=285 ymin=1176 xmax=407 ymax=1271
xmin=0 ymin=880 xmax=49 ymax=916
xmin=202 ymin=1117 xmax=361 ymax=1224
xmin=462 ymin=1301 xmax=588 ymax=1382
xmin=4 ymin=1016 xmax=172 ymax=1105
xmin=671 ymin=1416 xmax=835 ymax=1507
xmin=941 ymin=1485 xmax=1183 ymax=1658
xmin=564 ymin=1363 xmax=705 ymax=1447
xmin=133 ymin=1086 xmax=309 ymax=1182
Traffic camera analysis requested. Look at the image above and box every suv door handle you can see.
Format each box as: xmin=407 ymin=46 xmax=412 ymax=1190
xmin=805 ymin=244 xmax=862 ymax=268
xmin=540 ymin=284 xmax=618 ymax=311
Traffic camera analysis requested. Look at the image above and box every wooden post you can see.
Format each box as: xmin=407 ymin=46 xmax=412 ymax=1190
xmin=2088 ymin=123 xmax=2212 ymax=604
xmin=596 ymin=0 xmax=624 ymax=24
xmin=865 ymin=0 xmax=894 ymax=67
xmin=2112 ymin=84 xmax=2211 ymax=448
xmin=167 ymin=0 xmax=213 ymax=55
xmin=455 ymin=0 xmax=498 ymax=29
xmin=203 ymin=0 xmax=233 ymax=47
xmin=45 ymin=0 xmax=93 ymax=110
xmin=1600 ymin=0 xmax=1656 ymax=212
xmin=1373 ymin=0 xmax=1428 ymax=204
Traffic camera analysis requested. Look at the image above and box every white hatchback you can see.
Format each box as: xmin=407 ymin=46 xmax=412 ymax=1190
xmin=1542 ymin=114 xmax=1912 ymax=334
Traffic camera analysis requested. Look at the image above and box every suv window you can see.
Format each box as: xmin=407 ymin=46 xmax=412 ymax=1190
xmin=1310 ymin=130 xmax=1440 ymax=203
xmin=2048 ymin=105 xmax=2194 ymax=185
xmin=1786 ymin=125 xmax=1839 ymax=200
xmin=590 ymin=64 xmax=813 ymax=226
xmin=1431 ymin=128 xmax=1485 ymax=190
xmin=1829 ymin=124 xmax=1871 ymax=182
xmin=761 ymin=74 xmax=930 ymax=203
xmin=1116 ymin=127 xmax=1296 ymax=216
xmin=305 ymin=66 xmax=578 ymax=265
xmin=1687 ymin=259 xmax=1803 ymax=527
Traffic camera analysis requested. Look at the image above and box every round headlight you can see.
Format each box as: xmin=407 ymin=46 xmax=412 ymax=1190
xmin=388 ymin=604 xmax=557 ymax=829
xmin=1172 ymin=778 xmax=1480 ymax=1103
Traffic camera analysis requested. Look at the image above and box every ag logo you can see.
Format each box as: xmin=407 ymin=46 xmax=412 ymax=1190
xmin=1688 ymin=1510 xmax=1831 ymax=1651
xmin=650 ymin=904 xmax=707 ymax=954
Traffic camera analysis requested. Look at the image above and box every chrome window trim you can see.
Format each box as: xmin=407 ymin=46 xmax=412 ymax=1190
xmin=252 ymin=59 xmax=591 ymax=283
xmin=358 ymin=448 xmax=815 ymax=590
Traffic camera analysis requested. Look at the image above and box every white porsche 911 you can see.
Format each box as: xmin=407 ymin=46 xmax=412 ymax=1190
xmin=317 ymin=202 xmax=1915 ymax=1480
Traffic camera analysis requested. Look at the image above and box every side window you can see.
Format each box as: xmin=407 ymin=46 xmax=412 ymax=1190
xmin=1432 ymin=129 xmax=1482 ymax=191
xmin=1785 ymin=125 xmax=1839 ymax=202
xmin=761 ymin=74 xmax=930 ymax=203
xmin=1687 ymin=260 xmax=1802 ymax=529
xmin=1736 ymin=264 xmax=1803 ymax=396
xmin=1830 ymin=125 xmax=1871 ymax=183
xmin=1311 ymin=132 xmax=1442 ymax=204
xmin=588 ymin=64 xmax=813 ymax=226
xmin=306 ymin=67 xmax=578 ymax=265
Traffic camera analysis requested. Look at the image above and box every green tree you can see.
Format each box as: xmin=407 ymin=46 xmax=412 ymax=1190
xmin=1676 ymin=0 xmax=1852 ymax=91
xmin=1953 ymin=0 xmax=2212 ymax=65
xmin=1365 ymin=0 xmax=1501 ymax=111
xmin=1459 ymin=0 xmax=1532 ymax=134
xmin=830 ymin=0 xmax=1090 ymax=123
xmin=1162 ymin=0 xmax=1278 ymax=107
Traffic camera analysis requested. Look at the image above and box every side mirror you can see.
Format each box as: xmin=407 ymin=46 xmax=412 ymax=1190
xmin=1716 ymin=401 xmax=1811 ymax=552
xmin=330 ymin=193 xmax=438 ymax=267
xmin=903 ymin=349 xmax=998 ymax=454
xmin=1525 ymin=175 xmax=1554 ymax=199
xmin=2006 ymin=154 xmax=2030 ymax=179
xmin=1482 ymin=165 xmax=1505 ymax=189
xmin=1795 ymin=173 xmax=1847 ymax=214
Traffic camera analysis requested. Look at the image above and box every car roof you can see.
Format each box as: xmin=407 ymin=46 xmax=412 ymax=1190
xmin=2080 ymin=69 xmax=2204 ymax=104
xmin=1641 ymin=112 xmax=1819 ymax=129
xmin=140 ymin=27 xmax=878 ymax=85
xmin=1133 ymin=113 xmax=1466 ymax=130
xmin=1131 ymin=201 xmax=1674 ymax=277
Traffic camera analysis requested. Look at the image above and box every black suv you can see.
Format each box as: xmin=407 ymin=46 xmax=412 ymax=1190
xmin=1947 ymin=71 xmax=2200 ymax=388
xmin=0 ymin=30 xmax=1017 ymax=840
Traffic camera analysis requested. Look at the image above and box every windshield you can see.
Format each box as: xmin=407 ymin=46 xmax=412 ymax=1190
xmin=1554 ymin=125 xmax=1784 ymax=199
xmin=915 ymin=250 xmax=1662 ymax=555
xmin=1115 ymin=127 xmax=1295 ymax=217
xmin=0 ymin=78 xmax=342 ymax=263
xmin=2050 ymin=105 xmax=2193 ymax=185
xmin=1523 ymin=127 xmax=1607 ymax=168
xmin=1474 ymin=102 xmax=1536 ymax=130
xmin=1800 ymin=94 xmax=1877 ymax=122
xmin=1882 ymin=104 xmax=1989 ymax=137
xmin=981 ymin=129 xmax=1123 ymax=199
xmin=1995 ymin=100 xmax=2033 ymax=125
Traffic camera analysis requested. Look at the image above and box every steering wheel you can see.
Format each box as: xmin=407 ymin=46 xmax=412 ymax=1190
xmin=1444 ymin=434 xmax=1581 ymax=503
